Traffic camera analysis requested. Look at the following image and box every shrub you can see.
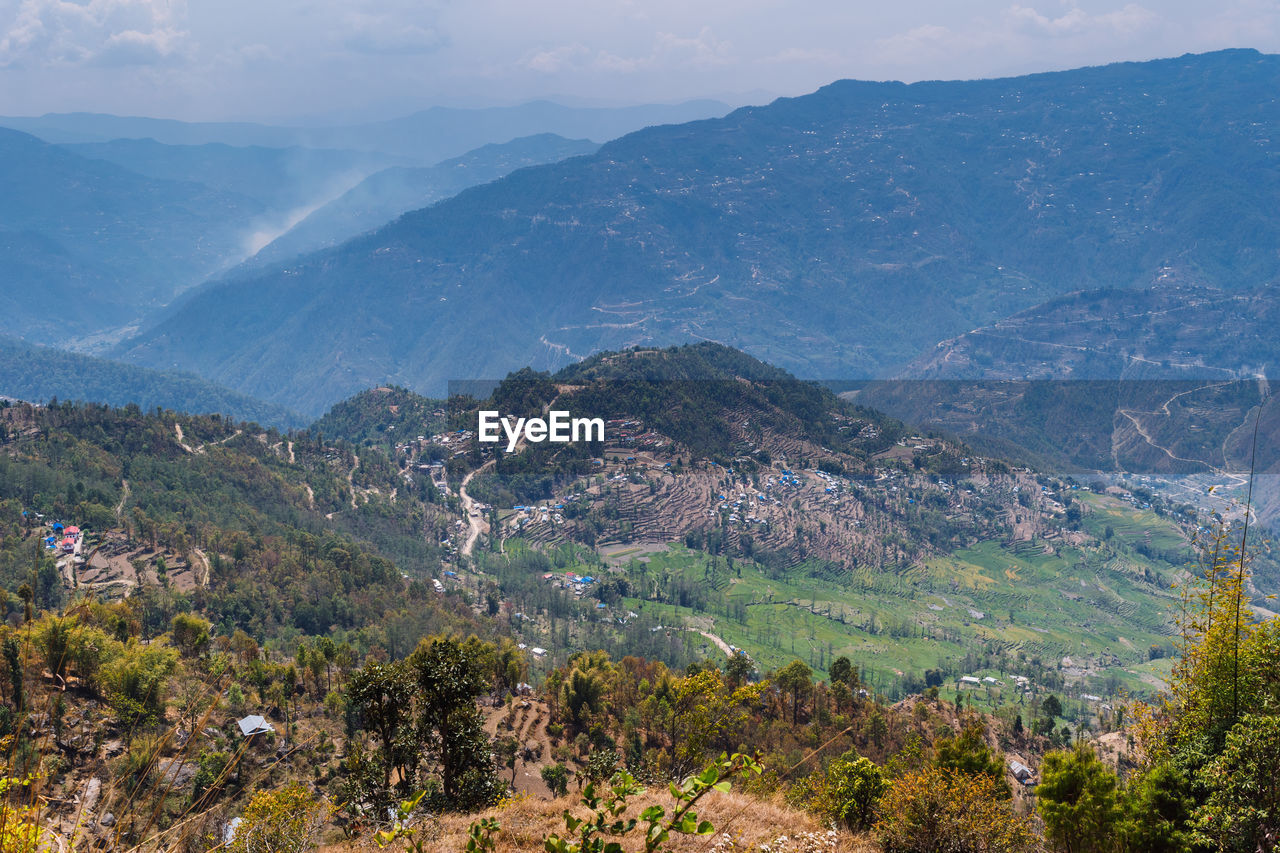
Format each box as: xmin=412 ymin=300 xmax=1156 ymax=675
xmin=226 ymin=782 xmax=330 ymax=853
xmin=875 ymin=765 xmax=1036 ymax=853
xmin=801 ymin=753 xmax=886 ymax=832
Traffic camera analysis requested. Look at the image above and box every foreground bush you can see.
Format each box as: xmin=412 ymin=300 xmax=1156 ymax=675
xmin=875 ymin=765 xmax=1036 ymax=853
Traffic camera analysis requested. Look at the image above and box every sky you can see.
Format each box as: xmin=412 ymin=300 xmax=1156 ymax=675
xmin=0 ymin=0 xmax=1278 ymax=122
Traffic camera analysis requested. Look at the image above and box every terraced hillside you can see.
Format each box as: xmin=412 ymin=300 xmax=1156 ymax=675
xmin=334 ymin=343 xmax=1204 ymax=700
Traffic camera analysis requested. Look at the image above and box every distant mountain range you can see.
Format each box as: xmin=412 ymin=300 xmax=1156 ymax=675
xmin=1 ymin=125 xmax=605 ymax=348
xmin=0 ymin=128 xmax=266 ymax=343
xmin=114 ymin=49 xmax=1280 ymax=416
xmin=1 ymin=99 xmax=731 ymax=165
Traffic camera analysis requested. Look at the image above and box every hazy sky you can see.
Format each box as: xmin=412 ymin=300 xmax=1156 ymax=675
xmin=1 ymin=0 xmax=1278 ymax=121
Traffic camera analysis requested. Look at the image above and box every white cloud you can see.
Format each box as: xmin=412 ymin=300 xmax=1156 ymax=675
xmin=1007 ymin=4 xmax=1157 ymax=38
xmin=93 ymin=25 xmax=185 ymax=66
xmin=653 ymin=27 xmax=731 ymax=69
xmin=0 ymin=0 xmax=189 ymax=68
xmin=524 ymin=43 xmax=592 ymax=73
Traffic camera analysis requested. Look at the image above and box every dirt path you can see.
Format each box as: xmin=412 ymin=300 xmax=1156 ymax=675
xmin=696 ymin=629 xmax=733 ymax=657
xmin=114 ymin=479 xmax=130 ymax=525
xmin=175 ymin=423 xmax=242 ymax=455
xmin=304 ymin=483 xmax=315 ymax=510
xmin=459 ymin=461 xmax=495 ymax=557
xmin=348 ymin=453 xmax=360 ymax=509
xmin=174 ymin=423 xmax=195 ymax=453
xmin=204 ymin=429 xmax=243 ymax=452
xmin=287 ymin=440 xmax=295 ymax=463
xmin=1115 ymin=380 xmax=1234 ymax=469
xmin=190 ymin=548 xmax=211 ymax=587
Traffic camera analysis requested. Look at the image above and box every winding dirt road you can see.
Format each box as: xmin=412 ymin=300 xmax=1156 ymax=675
xmin=459 ymin=460 xmax=494 ymax=557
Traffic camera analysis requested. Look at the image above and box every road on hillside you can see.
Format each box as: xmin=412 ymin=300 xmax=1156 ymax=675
xmin=459 ymin=460 xmax=494 ymax=557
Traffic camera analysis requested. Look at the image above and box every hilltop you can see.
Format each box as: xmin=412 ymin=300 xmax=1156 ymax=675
xmin=336 ymin=343 xmax=1198 ymax=694
xmin=115 ymin=50 xmax=1280 ymax=413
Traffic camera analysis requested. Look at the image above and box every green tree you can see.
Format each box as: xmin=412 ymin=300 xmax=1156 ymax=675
xmin=101 ymin=639 xmax=179 ymax=735
xmin=1194 ymin=714 xmax=1280 ymax=852
xmin=830 ymin=655 xmax=858 ymax=689
xmin=170 ymin=613 xmax=211 ymax=658
xmin=1036 ymin=743 xmax=1122 ymax=853
xmin=813 ymin=753 xmax=887 ymax=832
xmin=1121 ymin=761 xmax=1193 ymax=853
xmin=557 ymin=652 xmax=611 ymax=730
xmin=412 ymin=636 xmax=501 ymax=810
xmin=775 ymin=659 xmax=812 ymax=725
xmin=725 ymin=651 xmax=753 ymax=688
xmin=933 ymin=723 xmax=1008 ymax=796
xmin=347 ymin=659 xmax=418 ymax=793
xmin=542 ymin=763 xmax=570 ymax=797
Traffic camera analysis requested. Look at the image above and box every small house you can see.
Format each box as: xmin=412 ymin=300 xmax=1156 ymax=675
xmin=236 ymin=715 xmax=274 ymax=737
xmin=1008 ymin=759 xmax=1034 ymax=785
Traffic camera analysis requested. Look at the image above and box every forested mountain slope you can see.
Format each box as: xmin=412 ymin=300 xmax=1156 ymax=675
xmin=118 ymin=50 xmax=1280 ymax=414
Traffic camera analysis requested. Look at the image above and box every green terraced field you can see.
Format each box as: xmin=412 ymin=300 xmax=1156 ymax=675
xmin=485 ymin=500 xmax=1194 ymax=705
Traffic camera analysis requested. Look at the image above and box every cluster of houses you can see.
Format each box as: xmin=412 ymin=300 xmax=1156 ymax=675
xmin=42 ymin=521 xmax=82 ymax=554
xmin=542 ymin=570 xmax=597 ymax=597
xmin=606 ymin=419 xmax=666 ymax=451
xmin=707 ymin=466 xmax=876 ymax=530
xmin=510 ymin=503 xmax=566 ymax=528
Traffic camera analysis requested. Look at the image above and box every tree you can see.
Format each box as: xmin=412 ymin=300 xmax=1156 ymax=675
xmin=3 ymin=635 xmax=24 ymax=711
xmin=650 ymin=669 xmax=762 ymax=780
xmin=875 ymin=765 xmax=1036 ymax=853
xmin=1194 ymin=714 xmax=1280 ymax=852
xmin=1121 ymin=761 xmax=1193 ymax=853
xmin=829 ymin=655 xmax=855 ymax=687
xmin=1036 ymin=743 xmax=1122 ymax=853
xmin=775 ymin=659 xmax=812 ymax=725
xmin=933 ymin=723 xmax=1008 ymax=796
xmin=542 ymin=763 xmax=570 ymax=797
xmin=347 ymin=660 xmax=418 ymax=793
xmin=557 ymin=652 xmax=610 ymax=730
xmin=170 ymin=613 xmax=211 ymax=658
xmin=101 ymin=640 xmax=179 ymax=735
xmin=412 ymin=636 xmax=501 ymax=810
xmin=811 ymin=753 xmax=887 ymax=832
xmin=725 ymin=651 xmax=754 ymax=688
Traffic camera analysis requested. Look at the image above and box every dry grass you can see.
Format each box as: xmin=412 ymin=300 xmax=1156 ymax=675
xmin=317 ymin=788 xmax=879 ymax=853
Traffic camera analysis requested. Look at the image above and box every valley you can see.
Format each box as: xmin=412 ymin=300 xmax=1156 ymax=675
xmin=1 ymin=45 xmax=1279 ymax=853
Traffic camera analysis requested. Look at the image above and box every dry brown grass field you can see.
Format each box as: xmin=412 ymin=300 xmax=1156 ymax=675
xmin=316 ymin=789 xmax=878 ymax=853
